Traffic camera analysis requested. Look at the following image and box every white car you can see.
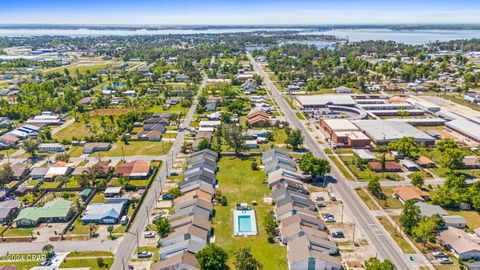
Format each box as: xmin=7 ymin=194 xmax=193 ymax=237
xmin=137 ymin=251 xmax=153 ymax=258
xmin=144 ymin=231 xmax=155 ymax=238
xmin=438 ymin=258 xmax=453 ymax=264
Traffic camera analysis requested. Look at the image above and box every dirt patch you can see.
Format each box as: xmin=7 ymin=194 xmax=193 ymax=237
xmin=0 ymin=237 xmax=36 ymax=242
xmin=89 ymin=108 xmax=131 ymax=116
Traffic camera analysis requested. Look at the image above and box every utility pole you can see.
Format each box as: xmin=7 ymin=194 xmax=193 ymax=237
xmin=121 ymin=146 xmax=125 ymax=162
xmin=352 ymin=223 xmax=356 ymax=244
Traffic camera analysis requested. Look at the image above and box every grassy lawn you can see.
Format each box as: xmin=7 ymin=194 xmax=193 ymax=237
xmin=213 ymin=156 xmax=288 ymax=270
xmin=39 ymin=180 xmax=61 ymax=189
xmin=67 ymin=251 xmax=113 ymax=258
xmin=60 ymin=258 xmax=113 ymax=269
xmin=376 ymin=187 xmax=404 ymax=209
xmin=0 ymin=261 xmax=42 ymax=270
xmin=377 ymin=216 xmax=416 ymax=254
xmin=68 ymin=146 xmax=84 ymax=157
xmin=68 ymin=218 xmax=98 ymax=235
xmin=339 ymin=155 xmax=401 ymax=181
xmin=53 ymin=117 xmax=104 ymax=141
xmin=4 ymin=227 xmax=34 ymax=237
xmin=104 ymin=141 xmax=172 ymax=156
xmin=90 ymin=193 xmax=106 ymax=203
xmin=354 ymin=188 xmax=379 ymax=210
xmin=328 ymin=155 xmax=354 ymax=181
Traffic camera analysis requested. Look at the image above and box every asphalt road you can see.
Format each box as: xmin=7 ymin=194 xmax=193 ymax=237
xmin=248 ymin=53 xmax=413 ymax=270
xmin=111 ymin=76 xmax=207 ymax=270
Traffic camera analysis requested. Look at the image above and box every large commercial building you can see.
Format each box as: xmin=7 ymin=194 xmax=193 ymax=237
xmin=352 ymin=120 xmax=435 ymax=145
xmin=295 ymin=95 xmax=356 ymax=111
xmin=445 ymin=118 xmax=480 ymax=143
xmin=319 ymin=119 xmax=371 ymax=148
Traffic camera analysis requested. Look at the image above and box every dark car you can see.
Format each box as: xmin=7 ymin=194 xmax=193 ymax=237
xmin=162 ymin=194 xmax=173 ymax=200
xmin=331 ymin=231 xmax=345 ymax=238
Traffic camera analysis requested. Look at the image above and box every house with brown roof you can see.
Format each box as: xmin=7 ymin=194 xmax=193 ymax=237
xmin=151 ymin=251 xmax=199 ymax=270
xmin=170 ymin=215 xmax=212 ymax=234
xmin=416 ymin=156 xmax=435 ymax=168
xmin=281 ymin=213 xmax=325 ymax=231
xmin=83 ymin=142 xmax=111 ymax=154
xmin=275 ymin=202 xmax=318 ymax=221
xmin=173 ymin=190 xmax=212 ymax=205
xmin=174 ymin=198 xmax=213 ymax=214
xmin=368 ymin=161 xmax=402 ymax=172
xmin=246 ymin=110 xmax=270 ymax=127
xmin=392 ymin=186 xmax=429 ymax=204
xmin=136 ymin=130 xmax=162 ymax=141
xmin=114 ymin=160 xmax=151 ymax=179
xmin=438 ymin=227 xmax=480 ymax=260
xmin=11 ymin=163 xmax=30 ymax=181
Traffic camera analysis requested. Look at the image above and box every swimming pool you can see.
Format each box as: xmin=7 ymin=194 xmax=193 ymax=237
xmin=234 ymin=209 xmax=257 ymax=236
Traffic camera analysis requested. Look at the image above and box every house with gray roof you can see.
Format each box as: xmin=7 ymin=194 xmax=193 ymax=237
xmin=0 ymin=200 xmax=20 ymax=224
xmin=81 ymin=200 xmax=129 ymax=224
xmin=159 ymin=239 xmax=205 ymax=260
xmin=287 ymin=234 xmax=342 ymax=270
xmin=415 ymin=202 xmax=466 ymax=228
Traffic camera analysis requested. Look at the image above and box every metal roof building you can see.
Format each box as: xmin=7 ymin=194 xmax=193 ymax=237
xmin=445 ymin=118 xmax=480 ymax=143
xmin=352 ymin=120 xmax=435 ymax=145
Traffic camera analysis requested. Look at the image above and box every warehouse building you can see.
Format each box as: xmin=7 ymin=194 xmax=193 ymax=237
xmin=353 ymin=120 xmax=435 ymax=146
xmin=445 ymin=118 xmax=480 ymax=143
xmin=295 ymin=95 xmax=355 ymax=111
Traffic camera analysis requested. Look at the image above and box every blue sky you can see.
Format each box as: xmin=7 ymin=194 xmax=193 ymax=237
xmin=2 ymin=0 xmax=480 ymax=25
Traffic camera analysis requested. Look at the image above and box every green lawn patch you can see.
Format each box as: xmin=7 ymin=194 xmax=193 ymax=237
xmin=328 ymin=155 xmax=354 ymax=181
xmin=354 ymin=188 xmax=379 ymax=210
xmin=67 ymin=251 xmax=113 ymax=258
xmin=3 ymin=227 xmax=34 ymax=237
xmin=377 ymin=216 xmax=416 ymax=254
xmin=104 ymin=141 xmax=172 ymax=156
xmin=60 ymin=258 xmax=113 ymax=269
xmin=213 ymin=157 xmax=288 ymax=270
xmin=68 ymin=218 xmax=98 ymax=235
xmin=132 ymin=246 xmax=160 ymax=262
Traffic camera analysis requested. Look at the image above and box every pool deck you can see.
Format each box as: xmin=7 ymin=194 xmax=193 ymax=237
xmin=233 ymin=208 xmax=258 ymax=236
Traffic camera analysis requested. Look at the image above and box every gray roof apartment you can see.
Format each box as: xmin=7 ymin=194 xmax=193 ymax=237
xmin=151 ymin=250 xmax=199 ymax=270
xmin=180 ymin=181 xmax=215 ymax=195
xmin=168 ymin=205 xmax=211 ymax=221
xmin=169 ymin=215 xmax=212 ymax=233
xmin=159 ymin=239 xmax=205 ymax=260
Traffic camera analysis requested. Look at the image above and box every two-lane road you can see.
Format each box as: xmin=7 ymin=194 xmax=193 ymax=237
xmin=111 ymin=75 xmax=208 ymax=270
xmin=248 ymin=53 xmax=413 ymax=270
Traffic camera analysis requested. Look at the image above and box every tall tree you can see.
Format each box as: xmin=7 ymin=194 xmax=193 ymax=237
xmin=299 ymin=152 xmax=330 ymax=179
xmin=413 ymin=217 xmax=437 ymax=246
xmin=234 ymin=247 xmax=262 ymax=270
xmin=23 ymin=138 xmax=41 ymax=159
xmin=388 ymin=136 xmax=419 ymax=159
xmin=0 ymin=163 xmax=14 ymax=188
xmin=196 ymin=244 xmax=229 ymax=270
xmin=221 ymin=124 xmax=243 ymax=155
xmin=155 ymin=217 xmax=171 ymax=237
xmin=285 ymin=129 xmax=303 ymax=150
xmin=367 ymin=178 xmax=382 ymax=198
xmin=365 ymin=257 xmax=395 ymax=270
xmin=400 ymin=201 xmax=421 ymax=235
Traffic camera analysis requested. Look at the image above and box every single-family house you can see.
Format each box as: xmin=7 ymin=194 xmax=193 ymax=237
xmin=114 ymin=160 xmax=151 ymax=179
xmin=438 ymin=227 xmax=480 ymax=260
xmin=392 ymin=186 xmax=429 ymax=204
xmin=0 ymin=200 xmax=20 ymax=224
xmin=81 ymin=200 xmax=129 ymax=224
xmin=151 ymin=251 xmax=199 ymax=270
xmin=83 ymin=142 xmax=111 ymax=154
xmin=38 ymin=143 xmax=65 ymax=153
xmin=14 ymin=198 xmax=74 ymax=227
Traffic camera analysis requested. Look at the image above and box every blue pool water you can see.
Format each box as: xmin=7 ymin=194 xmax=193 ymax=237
xmin=238 ymin=215 xmax=253 ymax=233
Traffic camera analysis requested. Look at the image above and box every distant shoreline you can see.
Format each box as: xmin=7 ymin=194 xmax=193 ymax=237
xmin=1 ymin=24 xmax=480 ymax=31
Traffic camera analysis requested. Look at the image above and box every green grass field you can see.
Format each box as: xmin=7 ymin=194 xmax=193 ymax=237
xmin=213 ymin=157 xmax=288 ymax=270
xmin=104 ymin=141 xmax=172 ymax=156
xmin=60 ymin=258 xmax=113 ymax=269
xmin=53 ymin=117 xmax=104 ymax=141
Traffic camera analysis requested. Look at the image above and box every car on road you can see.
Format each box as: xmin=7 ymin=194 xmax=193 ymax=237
xmin=438 ymin=258 xmax=453 ymax=264
xmin=137 ymin=251 xmax=153 ymax=258
xmin=144 ymin=231 xmax=155 ymax=238
xmin=331 ymin=231 xmax=345 ymax=238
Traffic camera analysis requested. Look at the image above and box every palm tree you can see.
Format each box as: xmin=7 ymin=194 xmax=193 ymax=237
xmin=107 ymin=225 xmax=114 ymax=239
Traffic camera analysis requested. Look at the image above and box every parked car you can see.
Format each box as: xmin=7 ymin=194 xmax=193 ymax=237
xmin=121 ymin=215 xmax=129 ymax=225
xmin=162 ymin=194 xmax=173 ymax=200
xmin=144 ymin=231 xmax=155 ymax=238
xmin=315 ymin=196 xmax=324 ymax=202
xmin=438 ymin=258 xmax=453 ymax=264
xmin=317 ymin=202 xmax=326 ymax=208
xmin=432 ymin=251 xmax=448 ymax=258
xmin=128 ymin=265 xmax=134 ymax=270
xmin=137 ymin=251 xmax=153 ymax=258
xmin=324 ymin=216 xmax=336 ymax=222
xmin=331 ymin=231 xmax=345 ymax=238
xmin=68 ymin=224 xmax=75 ymax=231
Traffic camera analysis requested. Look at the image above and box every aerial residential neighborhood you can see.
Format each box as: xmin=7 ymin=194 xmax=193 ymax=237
xmin=1 ymin=1 xmax=480 ymax=270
